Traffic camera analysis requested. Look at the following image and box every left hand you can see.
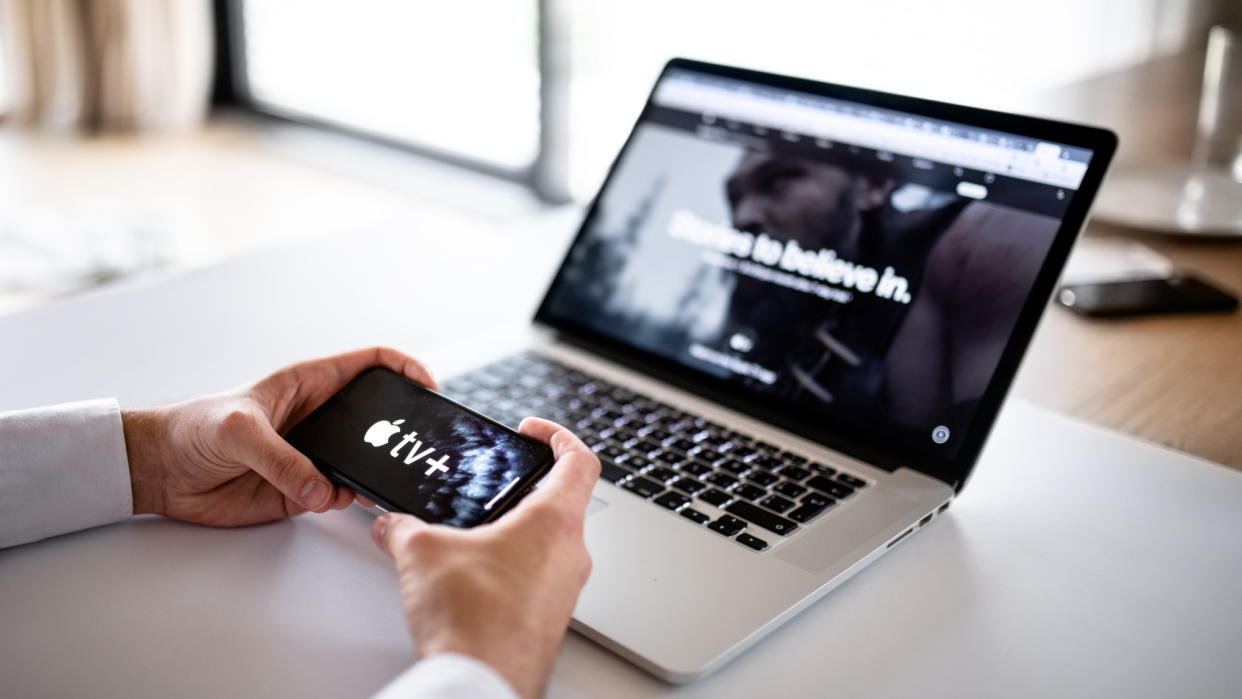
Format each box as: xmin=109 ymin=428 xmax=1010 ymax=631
xmin=122 ymin=347 xmax=436 ymax=527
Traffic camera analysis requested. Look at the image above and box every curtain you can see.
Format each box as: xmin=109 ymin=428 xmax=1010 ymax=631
xmin=0 ymin=0 xmax=213 ymax=132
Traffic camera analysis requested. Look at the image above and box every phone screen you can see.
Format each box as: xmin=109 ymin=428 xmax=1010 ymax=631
xmin=284 ymin=368 xmax=554 ymax=527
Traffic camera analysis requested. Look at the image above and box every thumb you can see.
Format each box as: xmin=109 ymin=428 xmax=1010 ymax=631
xmin=231 ymin=415 xmax=336 ymax=512
xmin=371 ymin=512 xmax=427 ymax=558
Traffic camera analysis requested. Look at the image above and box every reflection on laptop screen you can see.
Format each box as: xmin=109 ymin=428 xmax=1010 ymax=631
xmin=540 ymin=67 xmax=1094 ymax=459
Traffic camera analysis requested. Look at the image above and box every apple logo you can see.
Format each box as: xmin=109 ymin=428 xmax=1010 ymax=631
xmin=364 ymin=419 xmax=405 ymax=447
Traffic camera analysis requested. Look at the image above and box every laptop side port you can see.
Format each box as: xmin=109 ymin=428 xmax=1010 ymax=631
xmin=918 ymin=513 xmax=934 ymax=527
xmin=886 ymin=527 xmax=915 ymax=549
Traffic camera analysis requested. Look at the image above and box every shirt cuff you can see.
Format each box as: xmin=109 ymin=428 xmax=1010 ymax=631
xmin=371 ymin=653 xmax=518 ymax=699
xmin=0 ymin=399 xmax=133 ymax=548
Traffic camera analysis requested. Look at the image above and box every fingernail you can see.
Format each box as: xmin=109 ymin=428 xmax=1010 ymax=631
xmin=375 ymin=515 xmax=391 ymax=542
xmin=301 ymin=480 xmax=330 ymax=509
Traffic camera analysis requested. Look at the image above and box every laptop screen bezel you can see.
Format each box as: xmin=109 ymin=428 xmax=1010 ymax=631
xmin=533 ymin=57 xmax=1116 ymax=491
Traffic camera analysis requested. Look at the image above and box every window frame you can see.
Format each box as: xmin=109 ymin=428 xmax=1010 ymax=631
xmin=211 ymin=0 xmax=571 ymax=203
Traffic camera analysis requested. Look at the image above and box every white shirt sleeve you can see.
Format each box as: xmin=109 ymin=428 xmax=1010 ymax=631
xmin=0 ymin=399 xmax=133 ymax=548
xmin=371 ymin=654 xmax=518 ymax=699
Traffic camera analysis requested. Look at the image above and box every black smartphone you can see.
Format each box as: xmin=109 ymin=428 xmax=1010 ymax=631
xmin=284 ymin=367 xmax=554 ymax=527
xmin=1057 ymin=274 xmax=1238 ymax=317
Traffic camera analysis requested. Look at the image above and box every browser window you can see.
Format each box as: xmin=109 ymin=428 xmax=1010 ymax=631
xmin=540 ymin=67 xmax=1095 ymax=460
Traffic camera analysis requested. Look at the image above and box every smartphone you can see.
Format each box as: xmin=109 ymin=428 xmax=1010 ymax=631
xmin=1057 ymin=274 xmax=1238 ymax=317
xmin=284 ymin=367 xmax=554 ymax=527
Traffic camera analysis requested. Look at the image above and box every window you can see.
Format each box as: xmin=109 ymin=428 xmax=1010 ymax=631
xmin=231 ymin=0 xmax=1206 ymax=201
xmin=239 ymin=0 xmax=540 ymax=173
xmin=561 ymin=0 xmax=1199 ymax=198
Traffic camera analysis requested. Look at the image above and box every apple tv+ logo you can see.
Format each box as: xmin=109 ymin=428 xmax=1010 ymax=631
xmin=364 ymin=419 xmax=452 ymax=476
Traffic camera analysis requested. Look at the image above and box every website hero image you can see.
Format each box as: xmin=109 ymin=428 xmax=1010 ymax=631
xmin=546 ymin=71 xmax=1088 ymax=454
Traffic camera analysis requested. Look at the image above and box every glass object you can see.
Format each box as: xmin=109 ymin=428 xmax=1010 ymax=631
xmin=1177 ymin=26 xmax=1242 ymax=231
xmin=1095 ymin=26 xmax=1242 ymax=235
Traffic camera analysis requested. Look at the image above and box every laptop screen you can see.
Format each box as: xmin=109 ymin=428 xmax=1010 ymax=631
xmin=537 ymin=62 xmax=1105 ymax=480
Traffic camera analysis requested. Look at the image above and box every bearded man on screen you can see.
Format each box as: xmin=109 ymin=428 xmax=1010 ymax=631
xmin=721 ymin=151 xmax=1057 ymax=434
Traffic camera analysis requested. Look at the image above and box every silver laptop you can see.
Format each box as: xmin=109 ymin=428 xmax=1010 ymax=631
xmin=438 ymin=58 xmax=1116 ymax=682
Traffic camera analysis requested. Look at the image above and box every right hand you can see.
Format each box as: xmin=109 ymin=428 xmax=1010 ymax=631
xmin=372 ymin=417 xmax=601 ymax=699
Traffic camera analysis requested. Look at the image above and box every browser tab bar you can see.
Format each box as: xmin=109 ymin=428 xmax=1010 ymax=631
xmin=654 ymin=74 xmax=1090 ymax=189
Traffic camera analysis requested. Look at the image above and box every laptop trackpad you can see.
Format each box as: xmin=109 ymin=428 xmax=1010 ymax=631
xmin=776 ymin=488 xmax=920 ymax=574
xmin=585 ymin=496 xmax=609 ymax=518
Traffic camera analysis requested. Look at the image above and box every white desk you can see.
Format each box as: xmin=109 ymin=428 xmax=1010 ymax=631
xmin=2 ymin=230 xmax=1240 ymax=698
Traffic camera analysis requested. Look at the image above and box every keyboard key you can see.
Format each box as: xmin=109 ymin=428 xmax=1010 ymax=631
xmin=725 ymin=501 xmax=798 ymax=536
xmin=733 ymin=483 xmax=767 ymax=501
xmin=736 ymin=533 xmax=769 ymax=551
xmin=679 ymin=461 xmax=711 ymax=477
xmin=599 ymin=460 xmax=632 ymax=484
xmin=730 ymin=445 xmax=758 ymax=460
xmin=780 ymin=451 xmax=808 ymax=465
xmin=705 ymin=472 xmax=738 ymax=489
xmin=717 ymin=459 xmax=749 ymax=475
xmin=807 ymin=475 xmax=854 ymax=499
xmin=654 ymin=491 xmax=689 ymax=511
xmin=625 ymin=456 xmax=652 ymax=472
xmin=644 ymin=427 xmax=672 ymax=443
xmin=802 ymin=492 xmax=835 ymax=509
xmin=646 ymin=466 xmax=679 ymax=483
xmin=747 ymin=471 xmax=779 ymax=487
xmin=774 ymin=481 xmax=807 ymax=498
xmin=708 ymin=515 xmax=747 ymax=537
xmin=679 ymin=508 xmax=710 ymax=525
xmin=671 ymin=477 xmax=707 ymax=495
xmin=777 ymin=465 xmax=811 ymax=482
xmin=667 ymin=438 xmax=700 ymax=454
xmin=753 ymin=440 xmax=781 ymax=455
xmin=837 ymin=472 xmax=868 ymax=488
xmin=752 ymin=455 xmax=784 ymax=471
xmin=695 ymin=448 xmax=724 ymax=465
xmin=699 ymin=489 xmax=731 ymax=508
xmin=809 ymin=462 xmax=837 ymax=476
xmin=633 ymin=440 xmax=663 ymax=456
xmin=622 ymin=478 xmax=664 ymax=499
xmin=760 ymin=494 xmax=796 ymax=513
xmin=789 ymin=502 xmax=830 ymax=523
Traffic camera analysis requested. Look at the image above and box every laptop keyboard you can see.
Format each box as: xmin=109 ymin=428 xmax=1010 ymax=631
xmin=439 ymin=352 xmax=870 ymax=552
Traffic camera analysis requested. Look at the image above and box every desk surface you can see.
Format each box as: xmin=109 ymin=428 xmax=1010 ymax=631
xmin=1009 ymin=49 xmax=1242 ymax=470
xmin=1 ymin=230 xmax=1241 ymax=698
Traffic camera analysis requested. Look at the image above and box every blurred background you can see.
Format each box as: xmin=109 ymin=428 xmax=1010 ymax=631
xmin=0 ymin=0 xmax=1240 ymax=310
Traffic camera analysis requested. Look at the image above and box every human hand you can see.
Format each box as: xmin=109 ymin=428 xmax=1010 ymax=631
xmin=372 ymin=417 xmax=601 ymax=699
xmin=123 ymin=347 xmax=435 ymax=527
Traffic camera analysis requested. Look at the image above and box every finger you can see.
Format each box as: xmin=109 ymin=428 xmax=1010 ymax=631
xmin=228 ymin=412 xmax=337 ymax=512
xmin=357 ymin=495 xmax=376 ymax=509
xmin=371 ymin=512 xmax=428 ymax=558
xmin=330 ymin=486 xmax=356 ymax=510
xmin=518 ymin=417 xmax=601 ymax=512
xmin=264 ymin=347 xmax=438 ymax=429
xmin=320 ymin=346 xmax=438 ymax=391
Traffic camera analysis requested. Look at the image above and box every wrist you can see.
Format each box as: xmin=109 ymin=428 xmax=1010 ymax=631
xmin=420 ymin=636 xmax=540 ymax=699
xmin=122 ymin=408 xmax=168 ymax=516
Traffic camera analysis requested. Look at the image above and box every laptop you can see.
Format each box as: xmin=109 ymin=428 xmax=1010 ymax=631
xmin=437 ymin=58 xmax=1116 ymax=682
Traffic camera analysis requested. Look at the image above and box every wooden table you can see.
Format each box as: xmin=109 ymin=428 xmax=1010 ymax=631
xmin=1011 ymin=49 xmax=1242 ymax=470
